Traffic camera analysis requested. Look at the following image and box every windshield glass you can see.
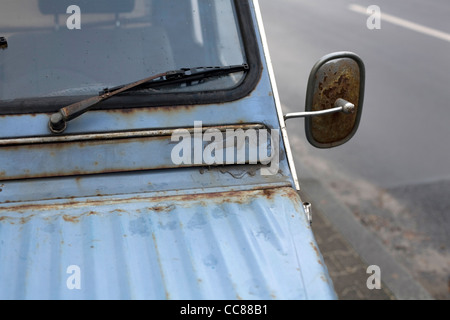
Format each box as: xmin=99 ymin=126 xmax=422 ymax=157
xmin=0 ymin=0 xmax=246 ymax=102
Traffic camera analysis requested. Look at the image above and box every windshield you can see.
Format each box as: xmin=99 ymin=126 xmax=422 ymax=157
xmin=0 ymin=0 xmax=246 ymax=103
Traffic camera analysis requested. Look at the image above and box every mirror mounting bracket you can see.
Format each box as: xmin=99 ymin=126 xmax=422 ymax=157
xmin=284 ymin=98 xmax=355 ymax=121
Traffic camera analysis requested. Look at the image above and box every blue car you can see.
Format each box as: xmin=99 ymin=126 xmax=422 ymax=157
xmin=0 ymin=0 xmax=364 ymax=300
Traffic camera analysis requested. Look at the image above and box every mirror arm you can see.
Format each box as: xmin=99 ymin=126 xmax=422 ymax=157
xmin=284 ymin=98 xmax=355 ymax=121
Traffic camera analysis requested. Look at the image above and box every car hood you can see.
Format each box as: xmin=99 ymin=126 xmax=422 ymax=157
xmin=0 ymin=186 xmax=336 ymax=300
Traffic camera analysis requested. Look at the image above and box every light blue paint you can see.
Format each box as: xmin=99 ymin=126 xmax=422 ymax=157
xmin=0 ymin=1 xmax=337 ymax=300
xmin=0 ymin=187 xmax=336 ymax=300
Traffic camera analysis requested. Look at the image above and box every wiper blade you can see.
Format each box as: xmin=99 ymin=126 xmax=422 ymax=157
xmin=99 ymin=64 xmax=249 ymax=95
xmin=49 ymin=64 xmax=248 ymax=134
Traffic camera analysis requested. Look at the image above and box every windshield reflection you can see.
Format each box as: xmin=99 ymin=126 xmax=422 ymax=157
xmin=0 ymin=0 xmax=245 ymax=102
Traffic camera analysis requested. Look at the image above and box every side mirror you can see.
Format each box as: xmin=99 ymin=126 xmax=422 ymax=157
xmin=284 ymin=52 xmax=365 ymax=148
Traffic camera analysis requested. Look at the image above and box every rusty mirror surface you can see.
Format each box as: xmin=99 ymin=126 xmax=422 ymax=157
xmin=305 ymin=52 xmax=365 ymax=148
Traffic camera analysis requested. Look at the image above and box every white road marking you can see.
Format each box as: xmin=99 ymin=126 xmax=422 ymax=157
xmin=349 ymin=4 xmax=450 ymax=43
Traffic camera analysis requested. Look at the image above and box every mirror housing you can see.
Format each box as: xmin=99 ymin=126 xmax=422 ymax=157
xmin=284 ymin=52 xmax=365 ymax=148
xmin=304 ymin=52 xmax=365 ymax=148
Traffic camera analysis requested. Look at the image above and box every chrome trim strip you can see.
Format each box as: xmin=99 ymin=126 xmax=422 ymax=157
xmin=252 ymin=0 xmax=300 ymax=190
xmin=0 ymin=124 xmax=266 ymax=146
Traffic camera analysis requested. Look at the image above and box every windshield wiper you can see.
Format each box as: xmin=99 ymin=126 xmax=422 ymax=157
xmin=49 ymin=64 xmax=248 ymax=134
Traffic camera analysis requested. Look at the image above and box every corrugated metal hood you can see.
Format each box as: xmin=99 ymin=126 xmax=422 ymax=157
xmin=0 ymin=186 xmax=336 ymax=300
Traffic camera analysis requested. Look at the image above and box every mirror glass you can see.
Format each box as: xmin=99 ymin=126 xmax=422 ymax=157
xmin=305 ymin=55 xmax=364 ymax=148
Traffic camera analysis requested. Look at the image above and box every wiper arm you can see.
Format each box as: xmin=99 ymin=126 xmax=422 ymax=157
xmin=49 ymin=64 xmax=248 ymax=134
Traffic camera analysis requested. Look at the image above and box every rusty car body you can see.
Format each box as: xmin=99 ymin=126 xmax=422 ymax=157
xmin=0 ymin=0 xmax=364 ymax=300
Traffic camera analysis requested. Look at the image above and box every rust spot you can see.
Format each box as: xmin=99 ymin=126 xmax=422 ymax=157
xmin=149 ymin=205 xmax=174 ymax=213
xmin=62 ymin=211 xmax=97 ymax=223
xmin=109 ymin=104 xmax=198 ymax=117
xmin=1 ymin=187 xmax=296 ymax=227
xmin=63 ymin=215 xmax=80 ymax=223
xmin=0 ymin=213 xmax=37 ymax=225
xmin=280 ymin=188 xmax=302 ymax=207
xmin=262 ymin=188 xmax=277 ymax=200
xmin=152 ymin=232 xmax=157 ymax=250
xmin=20 ymin=216 xmax=31 ymax=224
xmin=111 ymin=209 xmax=126 ymax=213
xmin=310 ymin=241 xmax=323 ymax=265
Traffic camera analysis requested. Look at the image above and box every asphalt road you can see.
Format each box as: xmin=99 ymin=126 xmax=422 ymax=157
xmin=259 ymin=0 xmax=450 ymax=299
